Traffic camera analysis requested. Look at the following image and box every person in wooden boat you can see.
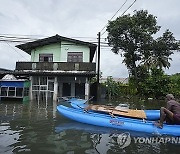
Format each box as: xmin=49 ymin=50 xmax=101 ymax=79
xmin=155 ymin=94 xmax=180 ymax=128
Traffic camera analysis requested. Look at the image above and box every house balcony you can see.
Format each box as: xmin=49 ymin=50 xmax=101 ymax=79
xmin=15 ymin=62 xmax=96 ymax=76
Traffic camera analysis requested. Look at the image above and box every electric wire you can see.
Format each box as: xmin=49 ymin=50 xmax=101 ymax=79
xmin=101 ymin=0 xmax=137 ymax=36
xmin=121 ymin=0 xmax=137 ymax=16
xmin=6 ymin=42 xmax=29 ymax=61
xmin=100 ymin=0 xmax=128 ymax=34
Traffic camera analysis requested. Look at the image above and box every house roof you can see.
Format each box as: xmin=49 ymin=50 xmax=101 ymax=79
xmin=100 ymin=77 xmax=129 ymax=84
xmin=16 ymin=34 xmax=97 ymax=62
xmin=0 ymin=68 xmax=13 ymax=72
xmin=13 ymin=70 xmax=96 ymax=77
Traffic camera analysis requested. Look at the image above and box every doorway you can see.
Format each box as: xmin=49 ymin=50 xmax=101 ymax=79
xmin=75 ymin=83 xmax=85 ymax=98
xmin=62 ymin=83 xmax=71 ymax=96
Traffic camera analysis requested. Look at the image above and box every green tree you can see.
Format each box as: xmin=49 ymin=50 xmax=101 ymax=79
xmin=104 ymin=76 xmax=118 ymax=99
xmin=142 ymin=30 xmax=179 ymax=70
xmin=134 ymin=67 xmax=171 ymax=98
xmin=169 ymin=73 xmax=180 ymax=97
xmin=107 ymin=10 xmax=159 ymax=78
xmin=107 ymin=10 xmax=179 ymax=79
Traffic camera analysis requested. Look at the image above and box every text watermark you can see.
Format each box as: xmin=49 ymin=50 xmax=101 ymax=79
xmin=117 ymin=132 xmax=180 ymax=149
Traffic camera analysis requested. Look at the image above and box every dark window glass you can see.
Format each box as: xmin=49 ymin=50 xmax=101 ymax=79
xmin=32 ymin=86 xmax=39 ymax=91
xmin=16 ymin=88 xmax=23 ymax=97
xmin=1 ymin=87 xmax=8 ymax=96
xmin=32 ymin=76 xmax=39 ymax=85
xmin=9 ymin=87 xmax=15 ymax=91
xmin=24 ymin=88 xmax=29 ymax=96
xmin=40 ymin=77 xmax=47 ymax=85
xmin=44 ymin=57 xmax=49 ymax=62
xmin=8 ymin=87 xmax=15 ymax=96
xmin=40 ymin=86 xmax=47 ymax=90
xmin=48 ymin=82 xmax=54 ymax=91
xmin=67 ymin=52 xmax=83 ymax=62
xmin=39 ymin=54 xmax=53 ymax=62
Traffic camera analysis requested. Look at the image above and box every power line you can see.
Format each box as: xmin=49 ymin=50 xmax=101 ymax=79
xmin=0 ymin=33 xmax=112 ymax=45
xmin=0 ymin=33 xmax=46 ymax=38
xmin=100 ymin=0 xmax=128 ymax=34
xmin=0 ymin=35 xmax=40 ymax=43
xmin=0 ymin=35 xmax=38 ymax=40
xmin=0 ymin=39 xmax=33 ymax=43
xmin=6 ymin=42 xmax=29 ymax=61
xmin=0 ymin=34 xmax=107 ymax=41
xmin=101 ymin=0 xmax=137 ymax=36
xmin=0 ymin=34 xmax=41 ymax=43
xmin=121 ymin=0 xmax=137 ymax=16
xmin=0 ymin=35 xmax=101 ymax=44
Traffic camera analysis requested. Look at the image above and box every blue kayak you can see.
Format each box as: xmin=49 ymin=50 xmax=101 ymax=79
xmin=68 ymin=98 xmax=160 ymax=120
xmin=57 ymin=105 xmax=180 ymax=136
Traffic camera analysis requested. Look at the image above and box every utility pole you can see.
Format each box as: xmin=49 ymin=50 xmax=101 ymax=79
xmin=97 ymin=32 xmax=101 ymax=101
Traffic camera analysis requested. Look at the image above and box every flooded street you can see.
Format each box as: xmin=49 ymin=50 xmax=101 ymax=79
xmin=0 ymin=100 xmax=179 ymax=154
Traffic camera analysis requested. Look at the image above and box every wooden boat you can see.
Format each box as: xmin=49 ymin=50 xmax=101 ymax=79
xmin=68 ymin=98 xmax=160 ymax=120
xmin=84 ymin=104 xmax=147 ymax=119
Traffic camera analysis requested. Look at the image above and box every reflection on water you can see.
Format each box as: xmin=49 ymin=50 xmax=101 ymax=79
xmin=0 ymin=99 xmax=179 ymax=154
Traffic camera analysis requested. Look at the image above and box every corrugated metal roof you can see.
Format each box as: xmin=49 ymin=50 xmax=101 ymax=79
xmin=13 ymin=70 xmax=96 ymax=77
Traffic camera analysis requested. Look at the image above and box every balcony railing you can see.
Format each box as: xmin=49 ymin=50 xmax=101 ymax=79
xmin=16 ymin=62 xmax=96 ymax=72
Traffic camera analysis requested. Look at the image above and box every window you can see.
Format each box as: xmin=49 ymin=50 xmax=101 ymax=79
xmin=67 ymin=52 xmax=83 ymax=62
xmin=39 ymin=54 xmax=53 ymax=62
xmin=24 ymin=88 xmax=29 ymax=96
xmin=40 ymin=76 xmax=47 ymax=85
xmin=32 ymin=85 xmax=39 ymax=91
xmin=16 ymin=88 xmax=23 ymax=97
xmin=8 ymin=87 xmax=15 ymax=96
xmin=1 ymin=87 xmax=8 ymax=96
xmin=48 ymin=82 xmax=54 ymax=91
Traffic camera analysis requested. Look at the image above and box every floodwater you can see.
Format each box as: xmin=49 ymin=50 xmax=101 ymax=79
xmin=0 ymin=99 xmax=179 ymax=154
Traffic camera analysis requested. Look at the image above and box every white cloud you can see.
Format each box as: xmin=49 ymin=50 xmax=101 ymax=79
xmin=0 ymin=0 xmax=179 ymax=77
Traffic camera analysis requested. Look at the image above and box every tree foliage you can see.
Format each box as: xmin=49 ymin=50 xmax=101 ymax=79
xmin=134 ymin=67 xmax=171 ymax=98
xmin=102 ymin=73 xmax=180 ymax=99
xmin=169 ymin=73 xmax=180 ymax=97
xmin=107 ymin=10 xmax=179 ymax=79
xmin=103 ymin=76 xmax=136 ymax=99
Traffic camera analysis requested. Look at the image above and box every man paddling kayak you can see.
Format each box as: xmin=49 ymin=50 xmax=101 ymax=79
xmin=155 ymin=94 xmax=180 ymax=128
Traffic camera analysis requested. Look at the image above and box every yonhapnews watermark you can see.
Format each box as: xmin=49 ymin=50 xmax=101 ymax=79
xmin=117 ymin=132 xmax=180 ymax=149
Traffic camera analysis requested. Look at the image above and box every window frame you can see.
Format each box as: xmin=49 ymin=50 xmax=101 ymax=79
xmin=39 ymin=54 xmax=53 ymax=62
xmin=67 ymin=52 xmax=83 ymax=62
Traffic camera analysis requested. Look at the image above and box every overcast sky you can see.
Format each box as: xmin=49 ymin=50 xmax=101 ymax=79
xmin=0 ymin=0 xmax=180 ymax=77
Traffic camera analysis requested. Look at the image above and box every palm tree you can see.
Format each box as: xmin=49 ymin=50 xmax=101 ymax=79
xmin=142 ymin=30 xmax=178 ymax=70
xmin=151 ymin=40 xmax=173 ymax=69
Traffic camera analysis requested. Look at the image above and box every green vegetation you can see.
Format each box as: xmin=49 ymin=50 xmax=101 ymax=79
xmin=107 ymin=10 xmax=179 ymax=80
xmin=103 ymin=73 xmax=180 ymax=100
xmin=169 ymin=73 xmax=180 ymax=97
xmin=104 ymin=10 xmax=180 ymax=100
xmin=103 ymin=76 xmax=136 ymax=100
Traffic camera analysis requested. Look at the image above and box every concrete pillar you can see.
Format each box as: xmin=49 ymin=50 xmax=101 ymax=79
xmin=85 ymin=77 xmax=89 ymax=100
xmin=29 ymin=76 xmax=33 ymax=101
xmin=53 ymin=101 xmax=57 ymax=118
xmin=59 ymin=82 xmax=63 ymax=97
xmin=53 ymin=77 xmax=58 ymax=101
xmin=71 ymin=82 xmax=75 ymax=97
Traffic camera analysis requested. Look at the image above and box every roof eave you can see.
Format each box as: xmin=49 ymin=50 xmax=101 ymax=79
xmin=16 ymin=34 xmax=97 ymax=57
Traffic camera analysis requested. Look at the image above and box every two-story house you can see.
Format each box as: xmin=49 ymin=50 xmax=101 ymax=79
xmin=15 ymin=34 xmax=97 ymax=102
